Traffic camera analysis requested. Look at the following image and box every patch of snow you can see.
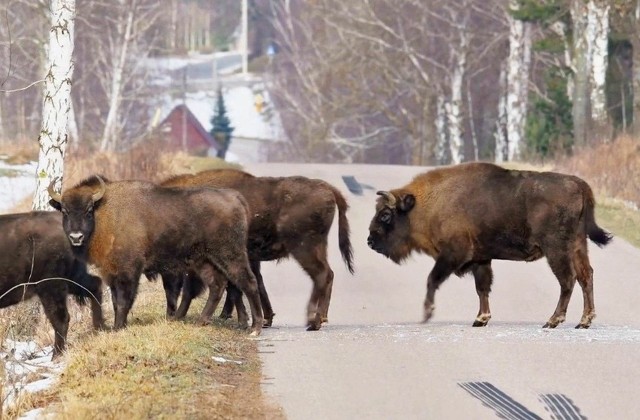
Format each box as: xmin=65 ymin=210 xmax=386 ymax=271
xmin=1 ymin=339 xmax=62 ymax=415
xmin=0 ymin=160 xmax=37 ymax=213
xmin=212 ymin=356 xmax=243 ymax=365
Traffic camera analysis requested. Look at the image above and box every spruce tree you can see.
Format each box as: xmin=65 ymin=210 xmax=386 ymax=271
xmin=210 ymin=87 xmax=234 ymax=159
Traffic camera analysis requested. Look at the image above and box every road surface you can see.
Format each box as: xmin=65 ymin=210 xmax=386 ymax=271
xmin=246 ymin=163 xmax=640 ymax=420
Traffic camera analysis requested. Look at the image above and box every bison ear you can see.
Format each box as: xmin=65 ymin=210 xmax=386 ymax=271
xmin=397 ymin=194 xmax=415 ymax=213
xmin=49 ymin=199 xmax=62 ymax=212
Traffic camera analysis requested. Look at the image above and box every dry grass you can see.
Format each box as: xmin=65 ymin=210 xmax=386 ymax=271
xmin=4 ymin=282 xmax=283 ymax=419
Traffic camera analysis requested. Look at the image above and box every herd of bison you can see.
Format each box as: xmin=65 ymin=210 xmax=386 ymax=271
xmin=0 ymin=162 xmax=612 ymax=359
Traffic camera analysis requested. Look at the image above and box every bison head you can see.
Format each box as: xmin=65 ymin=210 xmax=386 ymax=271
xmin=367 ymin=190 xmax=415 ymax=263
xmin=48 ymin=176 xmax=106 ymax=248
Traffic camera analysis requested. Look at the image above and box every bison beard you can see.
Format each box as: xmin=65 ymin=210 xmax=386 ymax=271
xmin=49 ymin=176 xmax=264 ymax=335
xmin=367 ymin=162 xmax=612 ymax=329
xmin=159 ymin=169 xmax=354 ymax=331
xmin=0 ymin=211 xmax=105 ymax=359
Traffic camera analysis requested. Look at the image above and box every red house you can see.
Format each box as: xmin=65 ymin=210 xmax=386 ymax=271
xmin=158 ymin=104 xmax=220 ymax=156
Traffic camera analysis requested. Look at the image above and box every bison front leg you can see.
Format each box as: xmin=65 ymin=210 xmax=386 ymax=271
xmin=423 ymin=256 xmax=455 ymax=323
xmin=251 ymin=260 xmax=275 ymax=327
xmin=40 ymin=293 xmax=70 ymax=360
xmin=161 ymin=272 xmax=183 ymax=319
xmin=86 ymin=275 xmax=106 ymax=330
xmin=472 ymin=262 xmax=493 ymax=327
xmin=111 ymin=276 xmax=140 ymax=330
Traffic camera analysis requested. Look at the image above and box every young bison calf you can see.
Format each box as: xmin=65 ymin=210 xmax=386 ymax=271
xmin=49 ymin=176 xmax=264 ymax=335
xmin=367 ymin=162 xmax=612 ymax=329
xmin=0 ymin=211 xmax=105 ymax=359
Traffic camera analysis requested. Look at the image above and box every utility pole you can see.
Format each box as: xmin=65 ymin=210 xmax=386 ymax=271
xmin=241 ymin=0 xmax=248 ymax=76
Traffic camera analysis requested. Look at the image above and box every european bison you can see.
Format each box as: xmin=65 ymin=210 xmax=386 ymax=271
xmin=48 ymin=176 xmax=264 ymax=335
xmin=160 ymin=169 xmax=354 ymax=331
xmin=0 ymin=211 xmax=105 ymax=358
xmin=367 ymin=162 xmax=612 ymax=329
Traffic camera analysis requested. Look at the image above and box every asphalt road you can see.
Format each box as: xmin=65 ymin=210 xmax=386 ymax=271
xmin=246 ymin=163 xmax=640 ymax=420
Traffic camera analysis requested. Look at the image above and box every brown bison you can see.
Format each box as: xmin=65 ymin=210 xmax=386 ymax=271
xmin=0 ymin=211 xmax=105 ymax=358
xmin=48 ymin=176 xmax=264 ymax=335
xmin=160 ymin=169 xmax=354 ymax=331
xmin=367 ymin=162 xmax=612 ymax=329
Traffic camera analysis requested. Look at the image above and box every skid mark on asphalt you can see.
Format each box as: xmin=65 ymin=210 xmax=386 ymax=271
xmin=539 ymin=394 xmax=587 ymax=420
xmin=460 ymin=382 xmax=589 ymax=420
xmin=459 ymin=382 xmax=543 ymax=420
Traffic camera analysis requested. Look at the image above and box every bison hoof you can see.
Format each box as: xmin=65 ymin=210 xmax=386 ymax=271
xmin=306 ymin=322 xmax=321 ymax=331
xmin=472 ymin=320 xmax=488 ymax=327
xmin=219 ymin=312 xmax=232 ymax=320
xmin=263 ymin=316 xmax=274 ymax=328
xmin=542 ymin=322 xmax=557 ymax=329
xmin=575 ymin=323 xmax=590 ymax=329
xmin=198 ymin=318 xmax=212 ymax=326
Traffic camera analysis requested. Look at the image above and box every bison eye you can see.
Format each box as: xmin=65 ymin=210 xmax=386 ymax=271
xmin=379 ymin=210 xmax=392 ymax=224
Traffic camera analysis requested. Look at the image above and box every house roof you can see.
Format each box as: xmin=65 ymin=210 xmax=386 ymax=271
xmin=159 ymin=104 xmax=220 ymax=151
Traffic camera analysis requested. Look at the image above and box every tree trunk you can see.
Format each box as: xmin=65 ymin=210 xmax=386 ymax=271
xmin=495 ymin=62 xmax=508 ymax=163
xmin=33 ymin=0 xmax=76 ymax=211
xmin=587 ymin=0 xmax=610 ymax=126
xmin=571 ymin=0 xmax=591 ymax=148
xmin=447 ymin=32 xmax=468 ymax=165
xmin=506 ymin=0 xmax=532 ymax=161
xmin=435 ymin=91 xmax=449 ymax=164
xmin=100 ymin=0 xmax=135 ymax=152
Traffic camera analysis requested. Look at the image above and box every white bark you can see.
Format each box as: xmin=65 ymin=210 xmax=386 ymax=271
xmin=447 ymin=31 xmax=468 ymax=165
xmin=571 ymin=0 xmax=590 ymax=147
xmin=587 ymin=0 xmax=610 ymax=123
xmin=506 ymin=0 xmax=532 ymax=161
xmin=495 ymin=63 xmax=508 ymax=163
xmin=33 ymin=0 xmax=75 ymax=211
xmin=100 ymin=0 xmax=135 ymax=152
xmin=435 ymin=92 xmax=448 ymax=164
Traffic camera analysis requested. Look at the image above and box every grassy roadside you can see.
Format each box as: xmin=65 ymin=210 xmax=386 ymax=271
xmin=7 ymin=281 xmax=283 ymax=419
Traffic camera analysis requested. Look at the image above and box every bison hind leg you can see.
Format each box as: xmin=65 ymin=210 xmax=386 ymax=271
xmin=40 ymin=293 xmax=70 ymax=359
xmin=471 ymin=262 xmax=493 ymax=327
xmin=543 ymin=252 xmax=577 ymax=329
xmin=573 ymin=245 xmax=596 ymax=329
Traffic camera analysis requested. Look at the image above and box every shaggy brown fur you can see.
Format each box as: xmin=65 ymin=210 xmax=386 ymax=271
xmin=49 ymin=176 xmax=263 ymax=335
xmin=160 ymin=168 xmax=354 ymax=331
xmin=367 ymin=162 xmax=611 ymax=329
xmin=0 ymin=211 xmax=104 ymax=358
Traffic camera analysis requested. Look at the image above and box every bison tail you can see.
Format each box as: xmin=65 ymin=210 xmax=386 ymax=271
xmin=330 ymin=185 xmax=355 ymax=274
xmin=583 ymin=183 xmax=613 ymax=248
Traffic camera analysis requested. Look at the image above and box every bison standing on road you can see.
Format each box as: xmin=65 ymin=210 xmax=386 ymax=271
xmin=48 ymin=176 xmax=264 ymax=335
xmin=0 ymin=211 xmax=105 ymax=358
xmin=367 ymin=162 xmax=612 ymax=329
xmin=160 ymin=169 xmax=354 ymax=331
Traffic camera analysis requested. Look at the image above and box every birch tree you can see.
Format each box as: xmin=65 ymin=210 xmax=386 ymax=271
xmin=505 ymin=0 xmax=532 ymax=161
xmin=587 ymin=0 xmax=610 ymax=125
xmin=33 ymin=0 xmax=75 ymax=210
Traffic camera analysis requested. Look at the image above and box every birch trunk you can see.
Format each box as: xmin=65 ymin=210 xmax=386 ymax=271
xmin=435 ymin=92 xmax=449 ymax=164
xmin=447 ymin=35 xmax=468 ymax=165
xmin=506 ymin=0 xmax=532 ymax=161
xmin=587 ymin=0 xmax=610 ymax=124
xmin=495 ymin=63 xmax=508 ymax=163
xmin=571 ymin=0 xmax=590 ymax=148
xmin=100 ymin=0 xmax=135 ymax=152
xmin=33 ymin=0 xmax=76 ymax=211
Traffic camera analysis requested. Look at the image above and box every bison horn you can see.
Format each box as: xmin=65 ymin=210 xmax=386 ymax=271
xmin=92 ymin=176 xmax=106 ymax=203
xmin=376 ymin=191 xmax=396 ymax=208
xmin=47 ymin=178 xmax=62 ymax=203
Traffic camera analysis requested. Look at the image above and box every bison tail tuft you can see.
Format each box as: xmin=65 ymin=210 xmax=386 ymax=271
xmin=588 ymin=225 xmax=613 ymax=247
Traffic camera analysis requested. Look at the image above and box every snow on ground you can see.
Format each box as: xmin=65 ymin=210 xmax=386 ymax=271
xmin=1 ymin=339 xmax=61 ymax=415
xmin=0 ymin=159 xmax=37 ymax=213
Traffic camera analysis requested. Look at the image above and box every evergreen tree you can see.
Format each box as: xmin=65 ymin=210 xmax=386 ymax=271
xmin=210 ymin=88 xmax=234 ymax=159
